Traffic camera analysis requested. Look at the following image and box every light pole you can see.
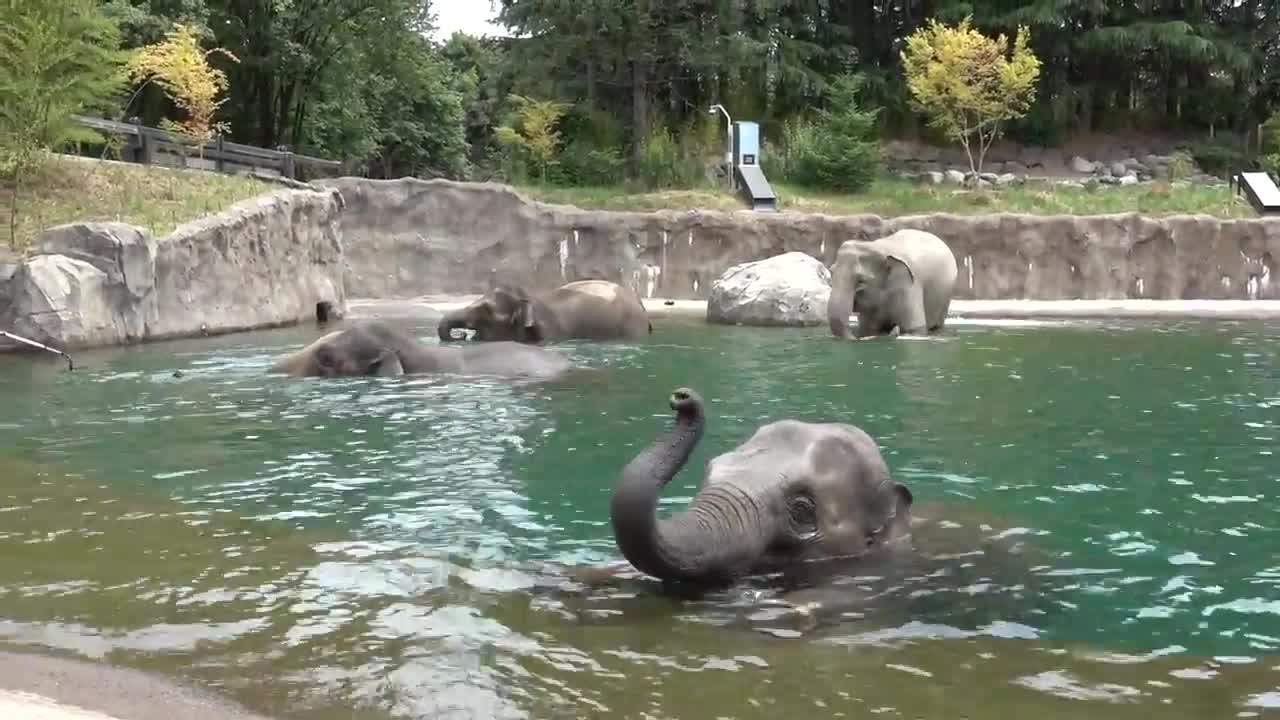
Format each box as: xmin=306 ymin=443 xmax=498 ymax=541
xmin=709 ymin=104 xmax=733 ymax=190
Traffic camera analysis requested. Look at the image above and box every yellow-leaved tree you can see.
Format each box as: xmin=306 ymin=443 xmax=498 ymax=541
xmin=496 ymin=95 xmax=568 ymax=183
xmin=901 ymin=16 xmax=1041 ymax=176
xmin=125 ymin=24 xmax=238 ymax=154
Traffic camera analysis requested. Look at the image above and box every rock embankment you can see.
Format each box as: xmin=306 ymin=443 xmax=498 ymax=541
xmin=321 ymin=177 xmax=1280 ymax=304
xmin=0 ymin=187 xmax=346 ymax=352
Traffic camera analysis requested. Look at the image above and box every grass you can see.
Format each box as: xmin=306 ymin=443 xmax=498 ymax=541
xmin=2 ymin=154 xmax=274 ymax=252
xmin=518 ymin=176 xmax=1255 ymax=219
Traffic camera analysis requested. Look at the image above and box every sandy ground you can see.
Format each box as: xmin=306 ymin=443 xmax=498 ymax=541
xmin=349 ymin=296 xmax=1280 ymax=322
xmin=0 ymin=650 xmax=273 ymax=720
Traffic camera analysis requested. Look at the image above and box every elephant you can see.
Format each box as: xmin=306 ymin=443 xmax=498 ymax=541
xmin=827 ymin=229 xmax=959 ymax=339
xmin=609 ymin=386 xmax=915 ymax=587
xmin=437 ymin=279 xmax=652 ymax=344
xmin=268 ymin=319 xmax=573 ymax=380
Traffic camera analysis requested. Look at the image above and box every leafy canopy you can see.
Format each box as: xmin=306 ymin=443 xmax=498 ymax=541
xmin=126 ymin=23 xmax=238 ymax=148
xmin=901 ymin=16 xmax=1041 ymax=174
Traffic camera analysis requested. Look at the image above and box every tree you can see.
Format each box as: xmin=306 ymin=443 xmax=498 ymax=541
xmin=496 ymin=95 xmax=568 ymax=183
xmin=0 ymin=0 xmax=127 ymax=247
xmin=0 ymin=0 xmax=127 ymax=160
xmin=901 ymin=16 xmax=1041 ymax=176
xmin=125 ymin=23 xmax=238 ymax=151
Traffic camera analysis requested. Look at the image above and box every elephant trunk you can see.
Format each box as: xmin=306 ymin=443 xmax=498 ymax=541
xmin=610 ymin=388 xmax=773 ymax=584
xmin=437 ymin=311 xmax=469 ymax=342
xmin=828 ymin=265 xmax=855 ymax=339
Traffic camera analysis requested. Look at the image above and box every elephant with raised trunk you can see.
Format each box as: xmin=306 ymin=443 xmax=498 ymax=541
xmin=438 ymin=280 xmax=652 ymax=344
xmin=269 ymin=319 xmax=573 ymax=380
xmin=827 ymin=229 xmax=958 ymax=339
xmin=609 ymin=387 xmax=915 ymax=586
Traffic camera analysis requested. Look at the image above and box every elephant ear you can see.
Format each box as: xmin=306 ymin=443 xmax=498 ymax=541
xmin=884 ymin=254 xmax=916 ymax=293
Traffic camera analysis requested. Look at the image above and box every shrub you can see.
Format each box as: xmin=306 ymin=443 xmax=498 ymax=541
xmin=634 ymin=126 xmax=703 ymax=190
xmin=553 ymin=140 xmax=624 ymax=186
xmin=777 ymin=74 xmax=883 ymax=193
xmin=1189 ymin=135 xmax=1246 ymax=178
xmin=1166 ymin=152 xmax=1195 ymax=181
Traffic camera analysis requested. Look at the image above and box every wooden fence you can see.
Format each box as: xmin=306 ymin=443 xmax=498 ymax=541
xmin=72 ymin=115 xmax=344 ymax=180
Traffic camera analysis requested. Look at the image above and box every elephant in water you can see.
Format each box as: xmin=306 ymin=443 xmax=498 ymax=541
xmin=609 ymin=387 xmax=915 ymax=587
xmin=269 ymin=319 xmax=573 ymax=380
xmin=437 ymin=280 xmax=652 ymax=344
xmin=827 ymin=229 xmax=958 ymax=339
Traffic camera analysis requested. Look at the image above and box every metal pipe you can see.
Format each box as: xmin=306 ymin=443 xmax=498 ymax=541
xmin=1 ymin=330 xmax=74 ymax=370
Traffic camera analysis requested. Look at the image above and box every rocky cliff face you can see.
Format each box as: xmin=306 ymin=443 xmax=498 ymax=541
xmin=322 ymin=177 xmax=1280 ymax=303
xmin=0 ymin=187 xmax=346 ymax=352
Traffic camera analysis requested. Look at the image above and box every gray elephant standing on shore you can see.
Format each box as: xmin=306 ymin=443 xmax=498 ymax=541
xmin=438 ymin=280 xmax=652 ymax=344
xmin=827 ymin=229 xmax=958 ymax=339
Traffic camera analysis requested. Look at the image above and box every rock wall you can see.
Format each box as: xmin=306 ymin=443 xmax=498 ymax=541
xmin=0 ymin=188 xmax=346 ymax=352
xmin=321 ymin=177 xmax=1280 ymax=303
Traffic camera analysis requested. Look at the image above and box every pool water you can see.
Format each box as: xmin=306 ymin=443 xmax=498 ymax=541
xmin=0 ymin=314 xmax=1278 ymax=719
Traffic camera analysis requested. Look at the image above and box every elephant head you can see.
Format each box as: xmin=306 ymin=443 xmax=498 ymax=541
xmin=827 ymin=242 xmax=916 ymax=338
xmin=269 ymin=323 xmax=409 ymax=377
xmin=609 ymin=387 xmax=914 ymax=586
xmin=437 ymin=286 xmax=542 ymax=343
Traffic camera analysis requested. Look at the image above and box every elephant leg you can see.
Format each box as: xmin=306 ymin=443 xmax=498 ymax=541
xmin=929 ymin=295 xmax=953 ymax=332
xmin=894 ymin=282 xmax=928 ymax=335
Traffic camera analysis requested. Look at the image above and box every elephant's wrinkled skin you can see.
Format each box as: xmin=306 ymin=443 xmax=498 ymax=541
xmin=609 ymin=387 xmax=915 ymax=586
xmin=438 ymin=280 xmax=652 ymax=344
xmin=269 ymin=319 xmax=573 ymax=379
xmin=827 ymin=229 xmax=958 ymax=339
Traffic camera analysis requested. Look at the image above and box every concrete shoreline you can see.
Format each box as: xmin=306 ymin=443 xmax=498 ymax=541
xmin=0 ymin=650 xmax=273 ymax=720
xmin=350 ymin=296 xmax=1280 ymax=322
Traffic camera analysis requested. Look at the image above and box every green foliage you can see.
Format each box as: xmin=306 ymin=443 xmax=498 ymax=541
xmin=552 ymin=140 xmax=625 ymax=187
xmin=902 ymin=16 xmax=1041 ymax=175
xmin=125 ymin=23 xmax=238 ymax=149
xmin=771 ymin=74 xmax=883 ymax=193
xmin=633 ymin=126 xmax=705 ymax=191
xmin=0 ymin=0 xmax=127 ymax=164
xmin=496 ymin=95 xmax=569 ymax=183
xmin=1187 ymin=134 xmax=1247 ymax=178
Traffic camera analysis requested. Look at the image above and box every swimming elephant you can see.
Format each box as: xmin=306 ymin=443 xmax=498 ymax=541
xmin=827 ymin=229 xmax=958 ymax=339
xmin=269 ymin=319 xmax=573 ymax=380
xmin=437 ymin=280 xmax=652 ymax=343
xmin=609 ymin=387 xmax=915 ymax=586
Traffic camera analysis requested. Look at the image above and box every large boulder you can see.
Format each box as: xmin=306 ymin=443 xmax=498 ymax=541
xmin=2 ymin=223 xmax=155 ymax=349
xmin=706 ymin=251 xmax=831 ymax=327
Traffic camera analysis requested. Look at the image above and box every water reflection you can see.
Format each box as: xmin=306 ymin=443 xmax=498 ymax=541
xmin=0 ymin=317 xmax=1279 ymax=719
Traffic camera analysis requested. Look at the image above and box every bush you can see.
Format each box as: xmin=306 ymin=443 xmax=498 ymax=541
xmin=552 ymin=140 xmax=624 ymax=186
xmin=1188 ymin=135 xmax=1247 ymax=178
xmin=634 ymin=126 xmax=703 ymax=190
xmin=775 ymin=74 xmax=883 ymax=193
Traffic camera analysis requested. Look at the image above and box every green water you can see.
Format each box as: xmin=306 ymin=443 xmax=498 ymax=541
xmin=1 ymin=314 xmax=1279 ymax=719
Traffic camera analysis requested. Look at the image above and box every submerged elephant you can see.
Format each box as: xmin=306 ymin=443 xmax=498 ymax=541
xmin=269 ymin=319 xmax=573 ymax=379
xmin=437 ymin=280 xmax=652 ymax=343
xmin=827 ymin=229 xmax=958 ymax=339
xmin=609 ymin=387 xmax=915 ymax=586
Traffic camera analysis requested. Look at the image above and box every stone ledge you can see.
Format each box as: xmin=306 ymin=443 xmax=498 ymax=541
xmin=347 ymin=297 xmax=1280 ymax=323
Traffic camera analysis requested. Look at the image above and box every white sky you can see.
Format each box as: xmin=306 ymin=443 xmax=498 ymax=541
xmin=431 ymin=1 xmax=508 ymax=40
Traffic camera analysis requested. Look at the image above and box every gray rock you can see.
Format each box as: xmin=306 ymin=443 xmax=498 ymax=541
xmin=924 ymin=171 xmax=945 ymax=184
xmin=995 ymin=173 xmax=1018 ymax=186
xmin=1 ymin=187 xmax=345 ymax=352
xmin=978 ymin=172 xmax=1000 ymax=184
xmin=945 ymin=169 xmax=967 ymax=184
xmin=1118 ymin=174 xmax=1140 ymax=186
xmin=1070 ymin=156 xmax=1097 ymax=173
xmin=706 ymin=251 xmax=830 ymax=327
xmin=1098 ymin=175 xmax=1121 ymax=185
xmin=1110 ymin=162 xmax=1128 ymax=177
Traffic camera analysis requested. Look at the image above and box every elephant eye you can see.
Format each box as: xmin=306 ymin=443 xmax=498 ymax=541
xmin=866 ymin=523 xmax=885 ymax=546
xmin=788 ymin=493 xmax=818 ymax=538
